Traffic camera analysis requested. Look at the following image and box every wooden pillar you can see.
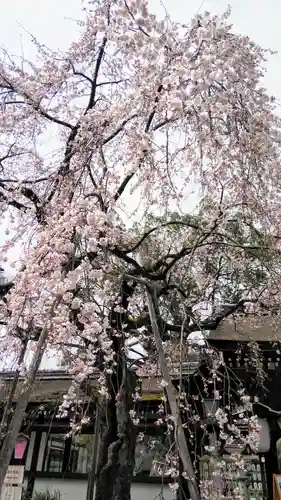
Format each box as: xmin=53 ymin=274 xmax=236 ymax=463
xmin=25 ymin=430 xmax=42 ymax=498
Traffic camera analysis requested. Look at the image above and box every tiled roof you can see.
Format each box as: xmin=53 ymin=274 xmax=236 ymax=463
xmin=209 ymin=315 xmax=281 ymax=342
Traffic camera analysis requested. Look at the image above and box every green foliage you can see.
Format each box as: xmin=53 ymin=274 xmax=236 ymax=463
xmin=133 ymin=209 xmax=275 ymax=309
xmin=33 ymin=491 xmax=61 ymax=500
xmin=22 ymin=489 xmax=61 ymax=500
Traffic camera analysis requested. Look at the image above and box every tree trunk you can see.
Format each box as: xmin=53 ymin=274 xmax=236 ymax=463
xmin=0 ymin=326 xmax=48 ymax=491
xmin=94 ymin=368 xmax=137 ymax=500
xmin=94 ymin=279 xmax=137 ymax=500
xmin=0 ymin=340 xmax=27 ymax=448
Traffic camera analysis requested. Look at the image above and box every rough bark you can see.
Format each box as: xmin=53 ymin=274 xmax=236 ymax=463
xmin=0 ymin=340 xmax=27 ymax=448
xmin=0 ymin=326 xmax=48 ymax=491
xmin=145 ymin=287 xmax=200 ymax=500
xmin=94 ymin=369 xmax=137 ymax=500
xmin=93 ymin=279 xmax=138 ymax=500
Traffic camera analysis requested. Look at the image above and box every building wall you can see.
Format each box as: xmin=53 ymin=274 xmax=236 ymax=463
xmin=26 ymin=428 xmax=174 ymax=500
xmin=32 ymin=477 xmax=173 ymax=500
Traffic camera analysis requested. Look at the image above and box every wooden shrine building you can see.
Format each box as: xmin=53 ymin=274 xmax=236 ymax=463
xmin=192 ymin=314 xmax=281 ymax=500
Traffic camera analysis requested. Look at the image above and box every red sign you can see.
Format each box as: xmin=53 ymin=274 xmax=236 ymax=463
xmin=14 ymin=439 xmax=27 ymax=460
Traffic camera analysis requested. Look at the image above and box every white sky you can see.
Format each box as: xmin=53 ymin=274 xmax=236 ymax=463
xmin=0 ymin=0 xmax=280 ymax=99
xmin=0 ymin=0 xmax=280 ymax=268
xmin=0 ymin=0 xmax=280 ymax=369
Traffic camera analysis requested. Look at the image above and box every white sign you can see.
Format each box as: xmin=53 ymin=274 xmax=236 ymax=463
xmin=4 ymin=467 xmax=24 ymax=486
xmin=1 ymin=486 xmax=22 ymax=500
xmin=1 ymin=467 xmax=24 ymax=500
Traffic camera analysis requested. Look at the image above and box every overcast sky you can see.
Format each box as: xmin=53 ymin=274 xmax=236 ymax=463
xmin=0 ymin=0 xmax=280 ymax=368
xmin=1 ymin=0 xmax=280 ymax=273
xmin=0 ymin=0 xmax=280 ymax=98
xmin=0 ymin=0 xmax=280 ymax=269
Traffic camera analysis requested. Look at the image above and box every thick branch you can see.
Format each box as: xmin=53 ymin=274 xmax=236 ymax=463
xmin=0 ymin=74 xmax=73 ymax=130
xmin=86 ymin=37 xmax=107 ymax=112
xmin=0 ymin=191 xmax=28 ymax=212
xmin=0 ymin=178 xmax=44 ymax=221
xmin=103 ymin=114 xmax=138 ymax=146
xmin=124 ymin=220 xmax=200 ymax=254
xmin=114 ymin=85 xmax=163 ymax=203
xmin=145 ymin=286 xmax=200 ymax=500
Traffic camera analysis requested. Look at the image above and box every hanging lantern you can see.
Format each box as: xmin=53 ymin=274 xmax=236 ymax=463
xmin=14 ymin=435 xmax=28 ymax=459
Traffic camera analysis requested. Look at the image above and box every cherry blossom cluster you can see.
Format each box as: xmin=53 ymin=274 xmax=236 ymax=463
xmin=0 ymin=1 xmax=280 ymax=496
